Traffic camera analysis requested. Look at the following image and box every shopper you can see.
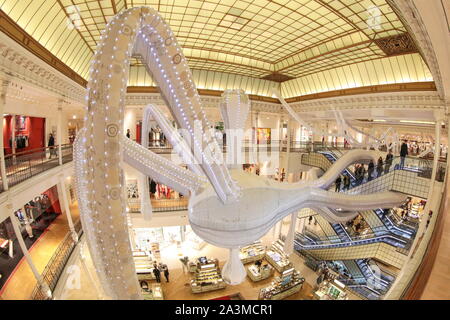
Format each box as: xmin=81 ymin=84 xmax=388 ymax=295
xmin=360 ymin=165 xmax=366 ymax=185
xmin=384 ymin=150 xmax=393 ymax=174
xmin=367 ymin=160 xmax=374 ymax=181
xmin=163 ymin=266 xmax=170 ymax=282
xmin=48 ymin=133 xmax=56 ymax=159
xmin=308 ymin=215 xmax=313 ymax=225
xmin=153 ymin=263 xmax=161 ymax=283
xmin=343 ymin=175 xmax=350 ymax=191
xmin=426 ymin=210 xmax=433 ymax=228
xmin=255 ymin=259 xmax=263 ymax=271
xmin=400 ymin=140 xmax=408 ymax=168
xmin=126 ymin=129 xmax=131 ymax=139
xmin=335 ymin=175 xmax=342 ymax=192
xmin=376 ymin=157 xmax=383 ymax=177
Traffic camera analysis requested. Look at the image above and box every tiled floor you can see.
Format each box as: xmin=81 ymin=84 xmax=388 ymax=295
xmin=0 ymin=203 xmax=79 ymax=300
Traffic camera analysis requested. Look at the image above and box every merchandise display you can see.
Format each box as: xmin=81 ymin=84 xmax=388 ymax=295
xmin=265 ymin=240 xmax=293 ymax=273
xmin=313 ymin=280 xmax=348 ymax=300
xmin=140 ymin=281 xmax=164 ymax=300
xmin=190 ymin=258 xmax=226 ymax=293
xmin=259 ymin=268 xmax=304 ymax=300
xmin=408 ymin=203 xmax=422 ymax=219
xmin=246 ymin=262 xmax=274 ymax=282
xmin=188 ymin=257 xmax=219 ymax=273
xmin=133 ymin=251 xmax=156 ymax=280
xmin=239 ymin=241 xmax=266 ymax=264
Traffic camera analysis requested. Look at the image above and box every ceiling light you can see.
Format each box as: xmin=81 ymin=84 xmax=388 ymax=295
xmin=373 ymin=119 xmax=386 ymax=122
xmin=73 ymin=115 xmax=77 ymax=119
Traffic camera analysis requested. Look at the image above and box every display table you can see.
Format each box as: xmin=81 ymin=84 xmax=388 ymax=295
xmin=188 ymin=257 xmax=219 ymax=273
xmin=247 ymin=264 xmax=274 ymax=282
xmin=141 ymin=283 xmax=164 ymax=300
xmin=136 ymin=268 xmax=156 ymax=280
xmin=264 ymin=240 xmax=292 ymax=273
xmin=134 ymin=254 xmax=156 ymax=280
xmin=313 ymin=280 xmax=348 ymax=300
xmin=259 ymin=269 xmax=304 ymax=300
xmin=191 ymin=260 xmax=226 ymax=293
xmin=239 ymin=242 xmax=265 ymax=264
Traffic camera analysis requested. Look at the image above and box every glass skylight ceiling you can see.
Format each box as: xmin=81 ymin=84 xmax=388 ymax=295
xmin=0 ymin=0 xmax=433 ymax=97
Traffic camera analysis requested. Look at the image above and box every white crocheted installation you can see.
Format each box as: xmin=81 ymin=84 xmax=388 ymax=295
xmin=74 ymin=7 xmax=407 ymax=299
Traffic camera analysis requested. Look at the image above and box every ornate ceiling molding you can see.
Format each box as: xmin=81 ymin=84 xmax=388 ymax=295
xmin=0 ymin=31 xmax=86 ymax=105
xmin=290 ymin=91 xmax=445 ymax=113
xmin=387 ymin=0 xmax=445 ymax=99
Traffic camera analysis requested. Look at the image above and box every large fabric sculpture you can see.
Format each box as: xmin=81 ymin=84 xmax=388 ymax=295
xmin=74 ymin=7 xmax=406 ymax=299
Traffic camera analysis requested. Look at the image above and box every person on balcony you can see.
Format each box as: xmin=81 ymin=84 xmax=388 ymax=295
xmin=400 ymin=140 xmax=408 ymax=168
xmin=367 ymin=160 xmax=374 ymax=181
xmin=384 ymin=150 xmax=393 ymax=174
xmin=48 ymin=133 xmax=56 ymax=159
xmin=335 ymin=175 xmax=342 ymax=192
xmin=376 ymin=157 xmax=383 ymax=177
xmin=343 ymin=174 xmax=350 ymax=191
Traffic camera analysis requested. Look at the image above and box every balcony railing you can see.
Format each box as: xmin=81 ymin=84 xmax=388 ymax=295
xmin=2 ymin=144 xmax=73 ymax=190
xmin=127 ymin=197 xmax=189 ymax=213
xmin=30 ymin=220 xmax=83 ymax=300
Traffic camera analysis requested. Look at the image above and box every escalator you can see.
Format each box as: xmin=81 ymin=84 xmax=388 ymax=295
xmin=331 ymin=223 xmax=351 ymax=241
xmin=295 ymin=231 xmax=409 ymax=251
xmin=294 ymin=228 xmax=410 ymax=268
xmin=312 ymin=150 xmax=417 ymax=239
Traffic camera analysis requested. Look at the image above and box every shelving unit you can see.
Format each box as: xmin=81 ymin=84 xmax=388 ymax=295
xmin=265 ymin=240 xmax=292 ymax=273
xmin=247 ymin=263 xmax=274 ymax=282
xmin=191 ymin=260 xmax=226 ymax=293
xmin=240 ymin=241 xmax=266 ymax=264
xmin=259 ymin=268 xmax=304 ymax=300
xmin=313 ymin=280 xmax=348 ymax=300
xmin=133 ymin=251 xmax=156 ymax=280
xmin=141 ymin=282 xmax=164 ymax=300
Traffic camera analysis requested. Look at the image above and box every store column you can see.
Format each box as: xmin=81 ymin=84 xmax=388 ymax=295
xmin=0 ymin=80 xmax=9 ymax=191
xmin=11 ymin=114 xmax=15 ymax=160
xmin=285 ymin=118 xmax=291 ymax=172
xmin=7 ymin=201 xmax=52 ymax=299
xmin=426 ymin=117 xmax=442 ymax=197
xmin=283 ymin=212 xmax=297 ymax=255
xmin=57 ymin=175 xmax=78 ymax=242
xmin=57 ymin=104 xmax=63 ymax=166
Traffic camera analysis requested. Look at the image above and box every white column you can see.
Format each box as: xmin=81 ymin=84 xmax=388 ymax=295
xmin=57 ymin=175 xmax=78 ymax=242
xmin=57 ymin=105 xmax=63 ymax=166
xmin=8 ymin=202 xmax=52 ymax=299
xmin=0 ymin=80 xmax=9 ymax=191
xmin=221 ymin=248 xmax=246 ymax=285
xmin=283 ymin=212 xmax=297 ymax=255
xmin=298 ymin=217 xmax=305 ymax=234
xmin=286 ymin=118 xmax=291 ymax=172
xmin=11 ymin=114 xmax=15 ymax=162
xmin=426 ymin=118 xmax=442 ymax=198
